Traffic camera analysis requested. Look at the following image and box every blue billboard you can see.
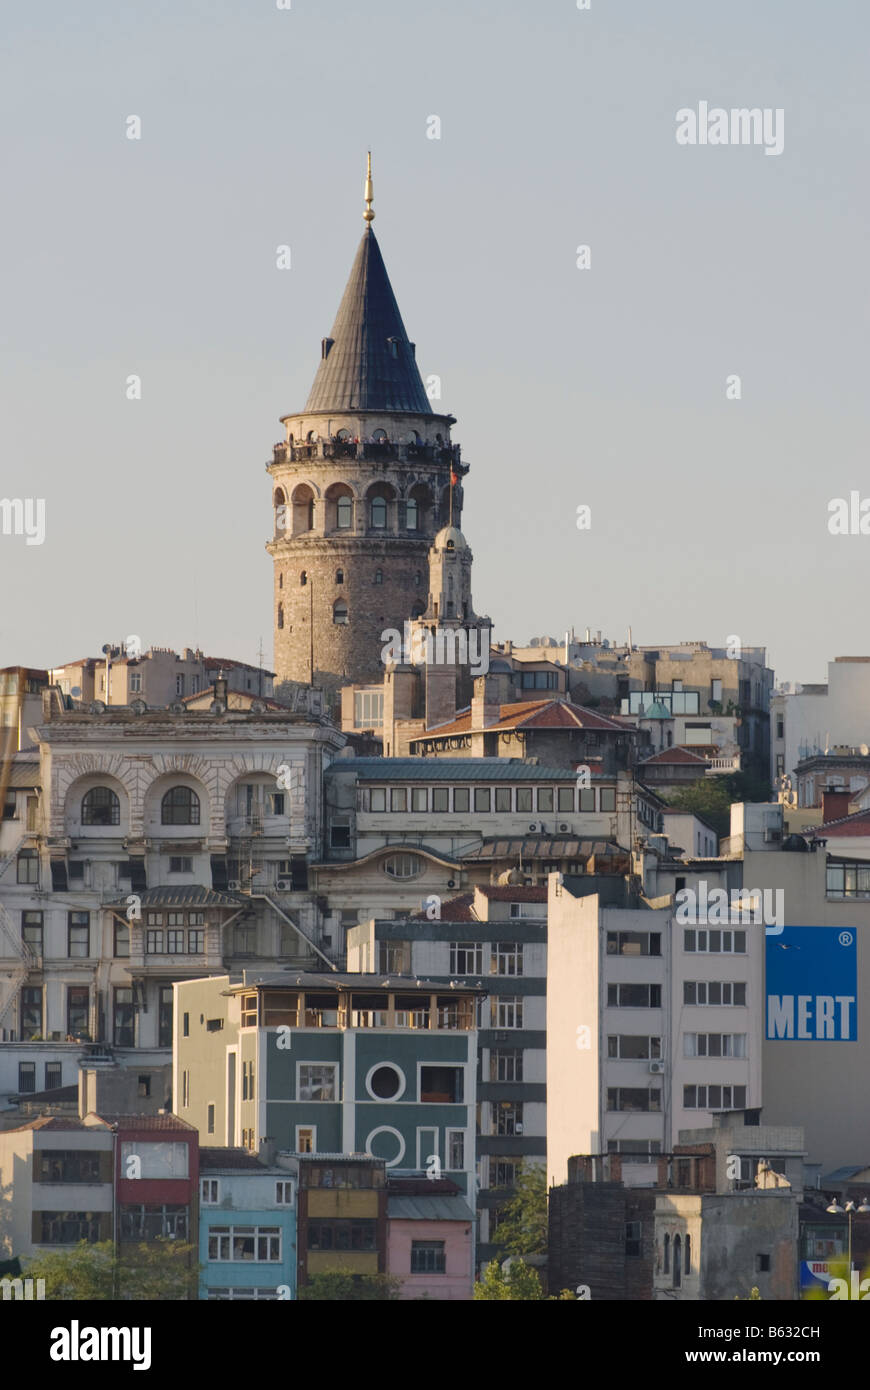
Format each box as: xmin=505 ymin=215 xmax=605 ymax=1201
xmin=766 ymin=927 xmax=857 ymax=1041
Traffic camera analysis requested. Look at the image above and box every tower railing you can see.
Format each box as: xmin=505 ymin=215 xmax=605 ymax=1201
xmin=272 ymin=440 xmax=462 ymax=467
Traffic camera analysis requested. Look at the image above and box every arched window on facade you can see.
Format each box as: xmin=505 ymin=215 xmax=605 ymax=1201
xmin=685 ymin=1234 xmax=691 ymax=1276
xmin=300 ymin=571 xmax=307 ymax=586
xmin=406 ymin=497 xmax=418 ymax=531
xmin=333 ymin=600 xmax=349 ymax=626
xmin=673 ymin=1235 xmax=682 ymax=1289
xmin=374 ymin=569 xmax=383 ymax=585
xmin=161 ymin=787 xmax=201 ymax=826
xmin=663 ymin=1234 xmax=670 ymax=1274
xmin=277 ymin=603 xmax=284 ymax=629
xmin=370 ymin=496 xmax=387 ymax=529
xmin=337 ymin=495 xmax=352 ymax=529
xmin=81 ymin=786 xmax=120 ymax=826
xmin=336 ymin=569 xmax=344 ymax=585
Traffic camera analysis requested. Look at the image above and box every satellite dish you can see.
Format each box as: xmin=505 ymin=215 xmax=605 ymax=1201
xmin=861 ymin=745 xmax=869 ymax=757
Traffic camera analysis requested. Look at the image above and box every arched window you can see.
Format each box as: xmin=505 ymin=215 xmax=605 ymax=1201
xmin=81 ymin=786 xmax=120 ymax=826
xmin=685 ymin=1234 xmax=691 ymax=1276
xmin=673 ymin=1235 xmax=682 ymax=1289
xmin=406 ymin=498 xmax=418 ymax=531
xmin=336 ymin=428 xmax=351 ymax=441
xmin=278 ymin=573 xmax=283 ymax=590
xmin=663 ymin=1234 xmax=670 ymax=1273
xmin=335 ymin=569 xmax=344 ymax=585
xmin=333 ymin=600 xmax=349 ymax=626
xmin=370 ymin=496 xmax=387 ymax=529
xmin=300 ymin=571 xmax=307 ymax=586
xmin=373 ymin=428 xmax=388 ymax=443
xmin=382 ymin=853 xmax=423 ymax=879
xmin=337 ymin=495 xmax=352 ymax=529
xmin=161 ymin=787 xmax=200 ymax=826
xmin=414 ymin=571 xmax=422 ymax=588
xmin=277 ymin=603 xmax=284 ymax=629
xmin=374 ymin=569 xmax=383 ymax=585
xmin=307 ymin=498 xmax=315 ymax=530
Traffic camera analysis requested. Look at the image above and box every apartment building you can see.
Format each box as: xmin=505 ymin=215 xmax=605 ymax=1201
xmin=199 ymin=1147 xmax=297 ymax=1300
xmin=0 ymin=687 xmax=345 ymax=1101
xmin=547 ymin=872 xmax=763 ymax=1186
xmin=347 ymin=884 xmax=547 ymax=1263
xmin=173 ymin=973 xmax=482 ymax=1208
xmin=48 ymin=648 xmax=275 ymax=708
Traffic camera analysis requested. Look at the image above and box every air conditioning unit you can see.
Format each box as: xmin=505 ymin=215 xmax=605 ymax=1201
xmin=227 ymin=880 xmax=242 ymax=891
xmin=559 ymin=823 xmax=569 ymax=832
xmin=649 ymin=1059 xmax=665 ymax=1074
xmin=528 ymin=823 xmax=538 ymax=832
xmin=446 ymin=879 xmax=456 ymax=888
xmin=276 ymin=879 xmax=292 ymax=891
xmin=763 ymin=828 xmax=782 ymax=843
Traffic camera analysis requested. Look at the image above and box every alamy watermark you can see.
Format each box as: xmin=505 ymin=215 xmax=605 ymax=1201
xmin=0 ymin=498 xmax=45 ymax=546
xmin=675 ymin=883 xmax=783 ymax=929
xmin=675 ymin=103 xmax=784 ymax=156
xmin=380 ymin=621 xmax=488 ymax=676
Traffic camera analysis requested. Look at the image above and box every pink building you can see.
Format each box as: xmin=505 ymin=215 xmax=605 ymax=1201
xmin=387 ymin=1185 xmax=474 ymax=1301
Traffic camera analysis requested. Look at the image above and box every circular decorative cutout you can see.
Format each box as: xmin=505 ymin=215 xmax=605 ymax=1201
xmin=365 ymin=1126 xmax=405 ymax=1167
xmin=366 ymin=1063 xmax=405 ymax=1102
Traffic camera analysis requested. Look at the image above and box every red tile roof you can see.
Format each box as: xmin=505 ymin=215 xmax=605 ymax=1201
xmin=199 ymin=1148 xmax=268 ymax=1170
xmin=423 ymin=698 xmax=625 ymax=739
xmin=410 ymin=892 xmax=475 ymax=922
xmin=478 ymin=885 xmax=547 ymax=901
xmin=804 ymin=808 xmax=870 ymax=837
xmin=7 ymin=1116 xmax=93 ymax=1132
xmin=97 ymin=1113 xmax=197 ymax=1131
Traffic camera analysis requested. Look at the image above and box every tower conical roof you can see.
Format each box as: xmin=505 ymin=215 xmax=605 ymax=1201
xmin=304 ymin=227 xmax=432 ymax=415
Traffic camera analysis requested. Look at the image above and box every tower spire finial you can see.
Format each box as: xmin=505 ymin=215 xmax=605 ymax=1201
xmin=363 ymin=151 xmax=375 ymax=225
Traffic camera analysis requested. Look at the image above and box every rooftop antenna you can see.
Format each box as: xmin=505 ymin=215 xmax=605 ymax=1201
xmin=363 ymin=152 xmax=375 ymax=225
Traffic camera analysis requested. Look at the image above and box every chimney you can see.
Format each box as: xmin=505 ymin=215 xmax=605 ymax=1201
xmin=821 ymin=787 xmax=851 ymax=824
xmin=471 ymin=675 xmax=500 ymax=730
xmin=259 ymin=1137 xmax=277 ymax=1166
xmin=214 ymin=671 xmax=228 ymax=705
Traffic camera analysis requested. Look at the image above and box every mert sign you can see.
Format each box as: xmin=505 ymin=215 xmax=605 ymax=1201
xmin=766 ymin=927 xmax=857 ymax=1041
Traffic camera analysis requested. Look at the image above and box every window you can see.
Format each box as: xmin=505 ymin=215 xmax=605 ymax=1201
xmin=354 ymin=691 xmax=384 ymax=729
xmin=167 ymin=930 xmax=184 ymax=954
xmin=673 ymin=1234 xmax=682 ymax=1288
xmin=188 ymin=929 xmax=205 ymax=953
xmin=330 ymin=823 xmax=351 ymax=849
xmin=607 ymin=1035 xmax=662 ymax=1060
xmin=276 ymin=1181 xmax=293 ymax=1204
xmin=410 ymin=787 xmax=428 ymax=812
xmin=663 ymin=1233 xmax=670 ymax=1273
xmin=2 ymin=795 xmax=15 ymax=820
xmin=495 ymin=787 xmax=511 ymax=813
xmin=383 ymin=852 xmax=421 ymax=878
xmin=683 ymin=1084 xmax=747 ymax=1110
xmin=367 ymin=1064 xmax=403 ymax=1099
xmin=120 ymin=1204 xmax=188 ymax=1242
xmin=370 ymin=496 xmax=387 ymax=528
xmin=138 ymin=1074 xmax=151 ymax=1098
xmin=491 ymin=1157 xmax=520 ymax=1188
xmin=520 ymin=670 xmax=558 ymax=690
xmin=119 ymin=1141 xmax=189 ymax=1179
xmin=37 ymin=1150 xmax=104 ymax=1183
xmin=67 ymin=987 xmax=89 ymax=1038
xmin=201 ymin=1179 xmax=220 ymax=1204
xmin=113 ymin=987 xmax=135 ymax=1047
xmin=298 ymin=1064 xmax=336 ymax=1102
xmin=411 ymin=1241 xmax=446 ymax=1273
xmin=683 ymin=929 xmax=747 ymax=954
xmin=474 ymin=788 xmax=491 ymax=812
xmin=207 ymin=1103 xmax=215 ymax=1134
xmin=606 ymin=1088 xmax=661 ymax=1112
xmin=17 ymin=852 xmax=38 ymax=884
xmin=68 ymin=912 xmax=90 ymax=958
xmin=113 ymin=920 xmax=130 ymax=958
xmin=625 ymin=1221 xmax=643 ymax=1257
xmin=492 ymin=943 xmax=523 ymax=976
xmin=296 ymin=1127 xmax=315 ymax=1154
xmin=557 ymin=787 xmax=574 ymax=812
xmin=45 ymin=1062 xmax=62 ymax=1090
xmin=683 ymin=1033 xmax=746 ymax=1058
xmin=20 ymin=987 xmax=42 ymax=1039
xmin=756 ymin=1253 xmax=771 ymax=1273
xmin=491 ymin=1048 xmax=523 ymax=1082
xmin=536 ymin=787 xmax=554 ymax=812
xmin=374 ymin=569 xmax=383 ymax=585
xmin=192 ymin=675 xmax=200 ymax=694
xmin=509 ymin=902 xmax=539 ymax=919
xmin=579 ymin=788 xmax=595 ymax=811
xmin=685 ymin=1234 xmax=691 ymax=1274
xmin=711 ymin=678 xmax=722 ymax=703
xmin=182 ymin=1011 xmax=190 ymax=1037
xmin=369 ymin=787 xmax=386 ymax=812
xmin=22 ymin=910 xmax=43 ymax=954
xmin=161 ymin=786 xmax=200 ymax=825
xmin=607 ymin=1139 xmax=662 ymax=1163
xmin=453 ymin=787 xmax=470 ymax=812
xmin=600 ymin=787 xmax=616 ymax=812
xmin=159 ymin=986 xmax=173 ymax=1047
xmin=406 ymin=498 xmax=419 ymax=531
xmin=242 ymin=1060 xmax=255 ymax=1101
xmin=493 ymin=996 xmax=523 ymax=1029
xmin=683 ymin=981 xmax=746 ymax=1006
xmin=431 ymin=787 xmax=449 ymax=812
xmin=607 ymin=983 xmax=661 ymax=1008
xmin=39 ymin=1211 xmax=103 ymax=1245
xmin=146 ymin=929 xmax=164 ymax=954
xmin=308 ymin=1220 xmax=376 ymax=1252
xmin=606 ymin=931 xmax=661 ymax=957
xmin=337 ymin=495 xmax=352 ymax=528
xmin=18 ymin=1061 xmax=36 ymax=1094
xmin=390 ymin=788 xmax=407 ymax=812
xmin=494 ymin=1102 xmax=522 ymax=1135
xmin=169 ymin=856 xmax=193 ymax=874
xmin=421 ymin=1066 xmax=463 ymax=1103
xmin=451 ymin=942 xmax=483 ymax=974
xmin=447 ymin=1129 xmax=464 ymax=1170
xmin=827 ymin=862 xmax=870 ymax=899
xmin=515 ymin=788 xmax=532 ymax=813
xmin=81 ymin=786 xmax=120 ymax=826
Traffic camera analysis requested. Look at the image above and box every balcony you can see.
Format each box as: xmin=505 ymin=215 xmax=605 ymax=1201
xmin=704 ymin=756 xmax=742 ymax=775
xmin=272 ymin=440 xmax=462 ymax=467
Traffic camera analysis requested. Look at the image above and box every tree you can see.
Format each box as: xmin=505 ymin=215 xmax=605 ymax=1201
xmin=473 ymin=1259 xmax=544 ymax=1300
xmin=491 ymin=1162 xmax=548 ymax=1258
xmin=25 ymin=1239 xmax=201 ymax=1300
xmin=297 ymin=1271 xmax=401 ymax=1301
xmin=664 ymin=771 xmax=770 ymax=842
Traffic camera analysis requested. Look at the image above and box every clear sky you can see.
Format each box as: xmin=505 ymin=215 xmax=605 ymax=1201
xmin=2 ymin=0 xmax=867 ymax=687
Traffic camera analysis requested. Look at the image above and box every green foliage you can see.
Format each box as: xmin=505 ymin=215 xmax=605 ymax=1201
xmin=297 ymin=1270 xmax=401 ymax=1301
xmin=473 ymin=1259 xmax=544 ymax=1300
xmin=665 ymin=772 xmax=772 ymax=841
xmin=491 ymin=1162 xmax=548 ymax=1258
xmin=24 ymin=1239 xmax=201 ymax=1300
